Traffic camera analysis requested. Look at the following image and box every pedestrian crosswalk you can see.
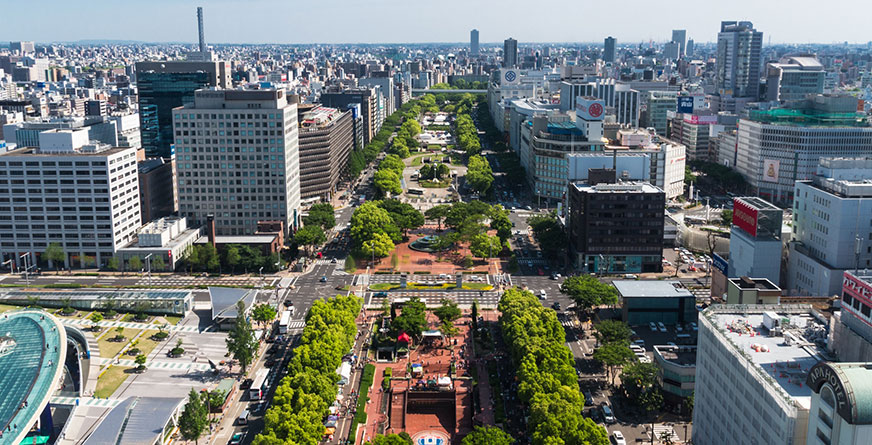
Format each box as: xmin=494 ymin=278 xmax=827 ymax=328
xmin=51 ymin=396 xmax=122 ymax=408
xmin=365 ymin=291 xmax=501 ymax=307
xmin=516 ymin=257 xmax=549 ymax=265
xmin=287 ymin=320 xmax=305 ymax=330
xmin=59 ymin=317 xmax=200 ymax=332
xmin=98 ymin=357 xmax=213 ymax=371
xmin=134 ymin=276 xmax=277 ymax=287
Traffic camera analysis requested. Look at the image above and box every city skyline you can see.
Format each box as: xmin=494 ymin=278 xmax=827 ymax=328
xmin=4 ymin=0 xmax=872 ymax=45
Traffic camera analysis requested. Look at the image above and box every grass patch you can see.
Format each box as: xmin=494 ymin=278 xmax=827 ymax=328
xmin=420 ymin=179 xmax=451 ymax=188
xmin=348 ymin=364 xmax=376 ymax=444
xmin=134 ymin=330 xmax=163 ymax=357
xmin=370 ymin=283 xmax=400 ymax=291
xmin=160 ymin=316 xmax=182 ymax=325
xmin=427 ymin=144 xmax=443 ymax=150
xmin=461 ymin=283 xmax=494 ymax=290
xmin=95 ymin=366 xmax=133 ymax=398
xmin=409 ymin=155 xmax=427 ymax=167
xmin=121 ymin=314 xmax=136 ymax=322
xmin=0 ymin=304 xmax=22 ymax=313
xmin=98 ymin=329 xmax=142 ymax=359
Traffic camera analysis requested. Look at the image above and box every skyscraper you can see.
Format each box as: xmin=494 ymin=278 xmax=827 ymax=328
xmin=173 ymin=89 xmax=301 ymax=235
xmin=470 ymin=29 xmax=479 ymax=57
xmin=603 ymin=37 xmax=616 ymax=63
xmin=685 ymin=39 xmax=695 ymax=57
xmin=671 ymin=29 xmax=687 ymax=57
xmin=716 ymin=21 xmax=763 ymax=99
xmin=503 ymin=38 xmax=518 ymax=68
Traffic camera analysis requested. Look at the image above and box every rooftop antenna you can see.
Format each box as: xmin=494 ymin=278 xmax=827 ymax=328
xmin=197 ymin=6 xmax=206 ymax=53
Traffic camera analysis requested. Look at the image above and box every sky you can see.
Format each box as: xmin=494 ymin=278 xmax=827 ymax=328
xmin=3 ymin=0 xmax=870 ymax=46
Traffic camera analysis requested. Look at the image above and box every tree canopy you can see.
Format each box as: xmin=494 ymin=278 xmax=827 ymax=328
xmin=377 ymin=199 xmax=424 ymax=235
xmin=559 ymin=275 xmax=618 ymax=314
xmin=303 ymin=203 xmax=336 ymax=230
xmin=433 ymin=298 xmax=461 ymax=324
xmin=391 ymin=296 xmax=427 ymax=341
xmin=593 ymin=342 xmax=637 ymax=385
xmin=225 ymin=300 xmax=258 ymax=373
xmin=374 ymin=168 xmax=402 ymax=197
xmin=528 ymin=213 xmax=568 ymax=256
xmin=461 ymin=426 xmax=514 ymax=445
xmin=178 ymin=388 xmax=209 ymax=444
xmin=466 ymin=154 xmax=494 ymax=194
xmin=350 ymin=201 xmax=400 ymax=257
xmin=594 ymin=320 xmax=633 ymax=345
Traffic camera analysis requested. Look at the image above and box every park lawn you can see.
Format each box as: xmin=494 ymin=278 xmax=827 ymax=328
xmin=133 ymin=330 xmax=163 ymax=357
xmin=461 ymin=283 xmax=494 ymax=291
xmin=95 ymin=366 xmax=133 ymax=398
xmin=121 ymin=313 xmax=136 ymax=322
xmin=0 ymin=303 xmax=22 ymax=313
xmin=370 ymin=283 xmax=400 ymax=291
xmin=98 ymin=329 xmax=142 ymax=359
xmin=409 ymin=155 xmax=426 ymax=167
xmin=161 ymin=316 xmax=182 ymax=325
xmin=420 ymin=179 xmax=451 ymax=188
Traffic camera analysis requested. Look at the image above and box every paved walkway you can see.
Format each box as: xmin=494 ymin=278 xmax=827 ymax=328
xmin=59 ymin=317 xmax=199 ymax=332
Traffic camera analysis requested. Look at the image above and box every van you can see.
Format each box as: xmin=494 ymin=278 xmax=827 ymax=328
xmin=237 ymin=408 xmax=250 ymax=425
xmin=539 ymin=289 xmax=547 ymax=299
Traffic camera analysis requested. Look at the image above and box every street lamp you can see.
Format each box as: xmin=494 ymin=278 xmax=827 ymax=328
xmin=20 ymin=253 xmax=31 ymax=285
xmin=143 ymin=253 xmax=153 ymax=286
xmin=259 ymin=266 xmax=264 ymax=287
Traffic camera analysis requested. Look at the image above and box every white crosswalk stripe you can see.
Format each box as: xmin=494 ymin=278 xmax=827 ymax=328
xmin=51 ymin=396 xmax=123 ymax=408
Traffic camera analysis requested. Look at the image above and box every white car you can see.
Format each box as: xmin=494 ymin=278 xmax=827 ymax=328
xmin=649 ymin=322 xmax=657 ymax=331
xmin=612 ymin=431 xmax=626 ymax=445
xmin=676 ymin=324 xmax=684 ymax=332
xmin=657 ymin=322 xmax=667 ymax=333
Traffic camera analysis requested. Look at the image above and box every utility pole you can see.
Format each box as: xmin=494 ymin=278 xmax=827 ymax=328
xmin=20 ymin=253 xmax=31 ymax=286
xmin=144 ymin=253 xmax=153 ymax=286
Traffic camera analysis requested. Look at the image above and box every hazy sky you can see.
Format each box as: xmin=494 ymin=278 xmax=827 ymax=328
xmin=3 ymin=0 xmax=870 ymax=45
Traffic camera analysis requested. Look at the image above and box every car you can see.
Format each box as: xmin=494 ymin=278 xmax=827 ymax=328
xmin=676 ymin=324 xmax=684 ymax=332
xmin=283 ymin=299 xmax=294 ymax=307
xmin=552 ymin=301 xmax=561 ymax=311
xmin=527 ymin=260 xmax=533 ymax=267
xmin=634 ymin=339 xmax=645 ymax=347
xmin=550 ymin=273 xmax=561 ymax=280
xmin=229 ymin=432 xmax=245 ymax=445
xmin=658 ymin=322 xmax=667 ymax=333
xmin=667 ymin=342 xmax=678 ymax=347
xmin=264 ymin=358 xmax=277 ymax=368
xmin=331 ymin=258 xmax=337 ymax=263
xmin=374 ymin=292 xmax=388 ymax=298
xmin=649 ymin=321 xmax=657 ymax=331
xmin=623 ymin=274 xmax=638 ymax=280
xmin=602 ymin=404 xmax=616 ymax=423
xmin=612 ymin=431 xmax=626 ymax=445
xmin=267 ymin=344 xmax=280 ymax=355
xmin=525 ymin=205 xmax=533 ymax=210
xmin=539 ymin=289 xmax=547 ymax=300
xmin=583 ymin=390 xmax=594 ymax=406
xmin=536 ymin=251 xmax=543 ymax=258
xmin=629 ymin=344 xmax=644 ymax=352
xmin=319 ymin=276 xmax=328 ymax=283
xmin=240 ymin=378 xmax=253 ymax=390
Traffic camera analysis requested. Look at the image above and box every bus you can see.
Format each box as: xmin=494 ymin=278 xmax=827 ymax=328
xmin=249 ymin=369 xmax=269 ymax=400
xmin=408 ymin=188 xmax=424 ymax=195
xmin=278 ymin=310 xmax=292 ymax=334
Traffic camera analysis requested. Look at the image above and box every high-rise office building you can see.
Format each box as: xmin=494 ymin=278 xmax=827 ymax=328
xmin=764 ymin=55 xmax=825 ymax=102
xmin=671 ymin=30 xmax=687 ymax=57
xmin=0 ymin=129 xmax=140 ymax=269
xmin=503 ymin=38 xmax=518 ymax=68
xmin=735 ymin=95 xmax=872 ymax=203
xmin=716 ymin=21 xmax=763 ymax=99
xmin=320 ymin=86 xmax=381 ymax=146
xmin=664 ymin=41 xmax=680 ymax=60
xmin=297 ymin=105 xmax=353 ymax=201
xmin=644 ymin=91 xmax=678 ymax=136
xmin=603 ymin=37 xmax=617 ymax=63
xmin=470 ymin=29 xmax=480 ymax=57
xmin=135 ymin=60 xmax=230 ymax=158
xmin=693 ymin=305 xmax=828 ymax=445
xmin=173 ymin=89 xmax=301 ymax=236
xmin=788 ymin=157 xmax=872 ymax=297
xmin=685 ymin=39 xmax=695 ymax=57
xmin=9 ymin=41 xmax=35 ymax=55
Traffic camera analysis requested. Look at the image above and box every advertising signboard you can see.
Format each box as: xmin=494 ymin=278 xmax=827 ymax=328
xmin=732 ymin=198 xmax=759 ymax=237
xmin=763 ymin=159 xmax=780 ymax=183
xmin=575 ymin=97 xmax=605 ymax=121
xmin=677 ymin=96 xmax=694 ymax=113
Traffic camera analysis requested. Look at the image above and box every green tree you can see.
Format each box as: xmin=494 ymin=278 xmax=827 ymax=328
xmin=595 ymin=320 xmax=633 ymax=345
xmin=225 ymin=245 xmax=241 ymax=273
xmin=391 ymin=296 xmax=427 ymax=341
xmin=721 ymin=209 xmax=734 ymax=226
xmin=528 ymin=213 xmax=568 ymax=256
xmin=351 ymin=201 xmax=400 ymax=248
xmin=105 ymin=256 xmax=119 ymax=272
xmin=252 ymin=303 xmax=278 ymax=328
xmin=390 ymin=252 xmax=399 ymax=271
xmin=344 ymin=255 xmax=357 ymax=273
xmin=362 ymin=232 xmax=395 ymax=259
xmin=433 ymin=298 xmax=461 ymax=324
xmin=294 ymin=225 xmax=327 ymax=256
xmin=366 ymin=433 xmax=413 ymax=445
xmin=225 ymin=300 xmax=258 ymax=373
xmin=178 ymin=388 xmax=209 ymax=444
xmin=560 ymin=275 xmax=618 ymax=314
xmin=469 ymin=233 xmax=501 ymax=259
xmin=377 ymin=199 xmax=424 ymax=235
xmin=380 ymin=154 xmax=406 ymax=176
xmin=185 ymin=245 xmax=200 ymax=274
xmin=90 ymin=312 xmax=103 ymax=323
xmin=489 ymin=206 xmax=513 ymax=242
xmin=151 ymin=256 xmax=166 ymax=272
xmin=621 ymin=362 xmax=660 ymax=402
xmin=424 ymin=204 xmax=451 ymax=229
xmin=593 ymin=342 xmax=637 ymax=385
xmin=303 ymin=203 xmax=336 ymax=230
xmin=466 ymin=155 xmax=494 ymax=194
xmin=44 ymin=242 xmax=65 ymax=274
xmin=128 ymin=256 xmax=142 ymax=273
xmin=461 ymin=426 xmax=514 ymax=445
xmin=134 ymin=354 xmax=147 ymax=371
xmin=199 ymin=244 xmax=220 ymax=272
xmin=374 ymin=168 xmax=402 ymax=196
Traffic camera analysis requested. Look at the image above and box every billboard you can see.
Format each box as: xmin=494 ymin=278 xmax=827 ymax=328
xmin=575 ymin=97 xmax=605 ymax=121
xmin=762 ymin=159 xmax=780 ymax=183
xmin=732 ymin=199 xmax=759 ymax=237
xmin=683 ymin=114 xmax=718 ymax=125
xmin=712 ymin=253 xmax=728 ymax=275
xmin=677 ymin=96 xmax=694 ymax=113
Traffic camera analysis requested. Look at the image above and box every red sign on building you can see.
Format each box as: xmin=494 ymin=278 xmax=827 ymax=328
xmin=732 ymin=199 xmax=759 ymax=237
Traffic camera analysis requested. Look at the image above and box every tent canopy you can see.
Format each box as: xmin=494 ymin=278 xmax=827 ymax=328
xmin=397 ymin=332 xmax=411 ymax=343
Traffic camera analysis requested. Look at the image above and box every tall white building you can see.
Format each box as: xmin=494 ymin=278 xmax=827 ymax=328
xmin=716 ymin=21 xmax=763 ymax=99
xmin=0 ymin=129 xmax=140 ymax=269
xmin=735 ymin=95 xmax=872 ymax=204
xmin=693 ymin=305 xmax=829 ymax=445
xmin=173 ymin=89 xmax=301 ymax=236
xmin=788 ymin=157 xmax=872 ymax=297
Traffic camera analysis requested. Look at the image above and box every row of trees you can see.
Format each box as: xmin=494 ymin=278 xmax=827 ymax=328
xmin=421 ymin=201 xmax=512 ymax=258
xmin=455 ymin=113 xmax=480 ymax=156
xmin=466 ymin=154 xmax=494 ymax=194
xmin=591 ymin=319 xmax=664 ymax=413
xmin=253 ymin=294 xmax=362 ymax=445
xmin=374 ymin=154 xmax=405 ymax=197
xmin=349 ymin=199 xmax=424 ymax=259
xmin=348 ymin=99 xmax=423 ymax=178
xmin=498 ymin=288 xmax=609 ymax=445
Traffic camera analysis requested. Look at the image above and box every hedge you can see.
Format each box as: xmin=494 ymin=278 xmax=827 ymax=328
xmin=348 ymin=363 xmax=376 ymax=443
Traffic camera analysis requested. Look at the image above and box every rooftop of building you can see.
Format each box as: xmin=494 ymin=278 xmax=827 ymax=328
xmin=748 ymin=95 xmax=868 ymax=127
xmin=654 ymin=345 xmax=697 ymax=366
xmin=82 ymin=396 xmax=184 ymax=445
xmin=614 ymin=280 xmax=693 ymax=298
xmin=0 ymin=145 xmax=128 ymax=157
xmin=571 ymin=181 xmax=663 ymax=194
xmin=729 ymin=276 xmax=781 ymax=291
xmin=0 ymin=309 xmax=66 ymax=444
xmin=701 ymin=305 xmax=831 ymax=411
xmin=138 ymin=157 xmax=168 ymax=174
xmin=299 ymin=106 xmax=344 ymax=129
xmin=197 ymin=234 xmax=277 ymax=245
xmin=736 ymin=196 xmax=781 ymax=212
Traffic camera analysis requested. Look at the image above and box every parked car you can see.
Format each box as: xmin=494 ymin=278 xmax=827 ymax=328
xmin=583 ymin=390 xmax=594 ymax=406
xmin=539 ymin=289 xmax=547 ymax=299
xmin=657 ymin=322 xmax=667 ymax=333
xmin=602 ymin=403 xmax=616 ymax=423
xmin=649 ymin=322 xmax=657 ymax=331
xmin=319 ymin=276 xmax=328 ymax=283
xmin=551 ymin=301 xmax=561 ymax=311
xmin=229 ymin=432 xmax=245 ymax=445
xmin=676 ymin=324 xmax=684 ymax=332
